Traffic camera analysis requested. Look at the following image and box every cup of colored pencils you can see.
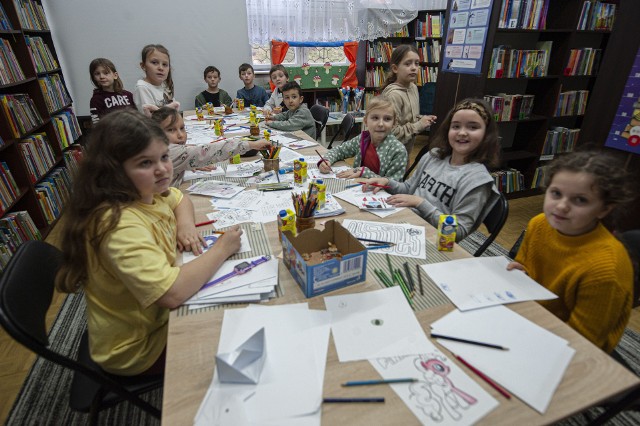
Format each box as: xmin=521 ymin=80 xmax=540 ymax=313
xmin=292 ymin=186 xmax=317 ymax=232
xmin=262 ymin=142 xmax=281 ymax=172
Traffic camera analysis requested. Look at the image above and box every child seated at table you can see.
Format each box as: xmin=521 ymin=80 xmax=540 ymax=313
xmin=361 ymin=98 xmax=501 ymax=242
xmin=236 ymin=63 xmax=269 ymax=107
xmin=317 ymin=97 xmax=407 ymax=180
xmin=264 ymin=64 xmax=289 ymax=114
xmin=195 ymin=65 xmax=233 ymax=108
xmin=151 ymin=107 xmax=271 ymax=187
xmin=265 ymin=81 xmax=316 ymax=139
xmin=55 ymin=109 xmax=243 ymax=376
xmin=507 ymin=150 xmax=634 ymax=353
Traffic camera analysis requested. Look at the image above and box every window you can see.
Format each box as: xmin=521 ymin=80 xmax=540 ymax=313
xmin=251 ymin=45 xmax=347 ymax=71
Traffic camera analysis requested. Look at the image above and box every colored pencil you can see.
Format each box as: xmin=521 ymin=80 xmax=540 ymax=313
xmin=345 ymin=183 xmax=362 ymax=189
xmin=342 ymin=378 xmax=418 ymax=386
xmin=315 ymin=149 xmax=333 ymax=172
xmin=431 ymin=334 xmax=508 ymax=350
xmin=403 ymin=262 xmax=415 ymax=294
xmin=455 ymin=355 xmax=511 ymax=399
xmin=416 ymin=264 xmax=424 ymax=296
xmin=195 ymin=219 xmax=217 ymax=227
xmin=367 ymin=244 xmax=393 ymax=250
xmin=357 ymin=237 xmax=395 ymax=245
xmin=212 ymin=230 xmax=225 ymax=235
xmin=323 ymin=397 xmax=385 ymax=403
xmin=368 ymin=183 xmax=391 ymax=189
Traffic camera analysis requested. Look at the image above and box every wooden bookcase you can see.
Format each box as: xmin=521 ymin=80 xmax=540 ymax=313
xmin=433 ymin=0 xmax=625 ymax=198
xmin=356 ymin=9 xmax=447 ymax=114
xmin=0 ymin=0 xmax=82 ymax=269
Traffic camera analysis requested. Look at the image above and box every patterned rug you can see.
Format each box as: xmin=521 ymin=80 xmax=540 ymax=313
xmin=6 ymin=231 xmax=640 ymax=425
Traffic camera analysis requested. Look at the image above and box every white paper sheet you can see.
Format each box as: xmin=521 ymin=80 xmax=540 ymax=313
xmin=187 ymin=180 xmax=245 ymax=198
xmin=431 ymin=305 xmax=575 ymax=413
xmin=183 ymin=168 xmax=225 ymax=181
xmin=421 ymin=256 xmax=558 ymax=311
xmin=333 ymin=186 xmax=403 ymax=218
xmin=371 ymin=352 xmax=498 ymax=425
xmin=181 ymin=233 xmax=251 ymax=265
xmin=342 ymin=219 xmax=426 ymax=259
xmin=194 ymin=305 xmax=331 ymax=425
xmin=324 ymin=287 xmax=433 ymax=362
xmin=225 ymin=163 xmax=264 ymax=178
xmin=307 ymin=166 xmax=351 ymax=180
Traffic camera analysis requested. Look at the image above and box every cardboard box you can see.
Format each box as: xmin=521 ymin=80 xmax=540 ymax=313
xmin=281 ymin=220 xmax=367 ymax=297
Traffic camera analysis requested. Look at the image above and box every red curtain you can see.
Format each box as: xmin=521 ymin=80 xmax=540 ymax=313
xmin=270 ymin=40 xmax=290 ymax=90
xmin=342 ymin=41 xmax=358 ymax=88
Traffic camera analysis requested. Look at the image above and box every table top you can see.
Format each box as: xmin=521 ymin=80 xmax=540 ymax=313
xmin=162 ymin=131 xmax=640 ymax=426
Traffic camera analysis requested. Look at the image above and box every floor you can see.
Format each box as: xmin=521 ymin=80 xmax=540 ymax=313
xmin=0 ymin=136 xmax=637 ymax=422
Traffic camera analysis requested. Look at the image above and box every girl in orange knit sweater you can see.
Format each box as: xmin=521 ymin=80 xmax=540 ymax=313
xmin=507 ymin=150 xmax=634 ymax=353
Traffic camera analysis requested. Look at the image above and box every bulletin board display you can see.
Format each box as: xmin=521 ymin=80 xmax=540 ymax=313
xmin=285 ymin=65 xmax=347 ymax=89
xmin=441 ymin=0 xmax=494 ymax=75
xmin=604 ymin=47 xmax=640 ymax=155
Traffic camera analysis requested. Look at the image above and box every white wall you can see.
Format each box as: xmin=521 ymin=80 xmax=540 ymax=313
xmin=42 ymin=0 xmax=258 ymax=116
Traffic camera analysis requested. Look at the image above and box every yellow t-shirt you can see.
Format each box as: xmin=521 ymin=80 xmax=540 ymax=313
xmin=85 ymin=188 xmax=183 ymax=375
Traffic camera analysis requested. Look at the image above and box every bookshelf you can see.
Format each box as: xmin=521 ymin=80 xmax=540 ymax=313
xmin=0 ymin=0 xmax=82 ymax=270
xmin=433 ymin=0 xmax=626 ymax=198
xmin=356 ymin=9 xmax=446 ymax=114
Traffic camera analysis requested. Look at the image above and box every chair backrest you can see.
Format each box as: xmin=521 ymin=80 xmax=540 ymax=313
xmin=328 ymin=113 xmax=356 ymax=149
xmin=473 ymin=192 xmax=509 ymax=257
xmin=0 ymin=240 xmax=162 ymax=418
xmin=310 ymin=104 xmax=329 ymax=140
xmin=0 ymin=240 xmax=61 ymax=350
xmin=621 ymin=230 xmax=640 ymax=308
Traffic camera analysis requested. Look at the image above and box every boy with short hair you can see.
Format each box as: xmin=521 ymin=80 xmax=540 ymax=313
xmin=264 ymin=64 xmax=289 ymax=113
xmin=195 ymin=66 xmax=233 ymax=108
xmin=265 ymin=81 xmax=316 ymax=139
xmin=236 ymin=63 xmax=269 ymax=107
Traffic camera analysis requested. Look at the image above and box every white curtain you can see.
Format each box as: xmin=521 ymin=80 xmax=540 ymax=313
xmin=246 ymin=0 xmax=419 ymax=44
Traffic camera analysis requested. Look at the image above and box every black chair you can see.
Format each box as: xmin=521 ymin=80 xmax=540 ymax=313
xmin=327 ymin=113 xmax=356 ymax=149
xmin=473 ymin=193 xmax=509 ymax=257
xmin=310 ymin=104 xmax=329 ymax=141
xmin=0 ymin=241 xmax=162 ymax=424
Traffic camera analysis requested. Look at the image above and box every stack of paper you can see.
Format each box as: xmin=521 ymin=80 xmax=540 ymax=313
xmin=195 ymin=304 xmax=331 ymax=425
xmin=184 ymin=255 xmax=278 ymax=308
xmin=420 ymin=256 xmax=557 ymax=311
xmin=431 ymin=305 xmax=575 ymax=413
xmin=187 ymin=180 xmax=245 ymax=198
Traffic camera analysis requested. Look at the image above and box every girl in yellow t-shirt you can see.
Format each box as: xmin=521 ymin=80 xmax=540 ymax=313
xmin=55 ymin=109 xmax=242 ymax=376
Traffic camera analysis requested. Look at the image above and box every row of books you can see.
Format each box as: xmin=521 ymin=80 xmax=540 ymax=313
xmin=39 ymin=73 xmax=72 ymax=113
xmin=0 ymin=210 xmax=41 ymax=272
xmin=365 ymin=65 xmax=437 ymax=87
xmin=63 ymin=147 xmax=84 ymax=176
xmin=25 ymin=36 xmax=59 ymax=74
xmin=362 ymin=91 xmax=379 ymax=110
xmin=52 ymin=109 xmax=82 ymax=150
xmin=491 ymin=168 xmax=526 ymax=194
xmin=390 ymin=25 xmax=409 ymax=38
xmin=563 ymin=47 xmax=602 ymax=76
xmin=498 ymin=0 xmax=549 ymax=30
xmin=11 ymin=0 xmax=48 ymax=30
xmin=577 ymin=1 xmax=616 ymax=31
xmin=416 ymin=40 xmax=441 ymax=64
xmin=0 ymin=39 xmax=26 ymax=85
xmin=35 ymin=166 xmax=72 ymax=224
xmin=415 ymin=12 xmax=443 ymax=38
xmin=530 ymin=166 xmax=548 ymax=189
xmin=554 ymin=90 xmax=589 ymax=117
xmin=0 ymin=2 xmax=12 ymax=30
xmin=366 ymin=40 xmax=441 ymax=64
xmin=487 ymin=43 xmax=551 ymax=78
xmin=18 ymin=132 xmax=57 ymax=184
xmin=315 ymin=97 xmax=352 ymax=113
xmin=540 ymin=127 xmax=579 ymax=159
xmin=0 ymin=93 xmax=44 ymax=139
xmin=0 ymin=162 xmax=20 ymax=215
xmin=484 ymin=93 xmax=535 ymax=122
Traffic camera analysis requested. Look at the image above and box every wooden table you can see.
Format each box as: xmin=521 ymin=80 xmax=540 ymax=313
xmin=162 ymin=127 xmax=640 ymax=425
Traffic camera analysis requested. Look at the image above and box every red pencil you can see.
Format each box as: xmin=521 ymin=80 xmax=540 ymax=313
xmin=369 ymin=183 xmax=391 ymax=189
xmin=195 ymin=219 xmax=217 ymax=227
xmin=455 ymin=355 xmax=511 ymax=399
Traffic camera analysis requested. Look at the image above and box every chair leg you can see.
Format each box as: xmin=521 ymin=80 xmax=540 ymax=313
xmin=586 ymin=385 xmax=640 ymax=426
xmin=89 ymin=387 xmax=106 ymax=426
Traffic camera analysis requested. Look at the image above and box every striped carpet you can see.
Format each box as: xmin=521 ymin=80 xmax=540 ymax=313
xmin=7 ymin=232 xmax=640 ymax=425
